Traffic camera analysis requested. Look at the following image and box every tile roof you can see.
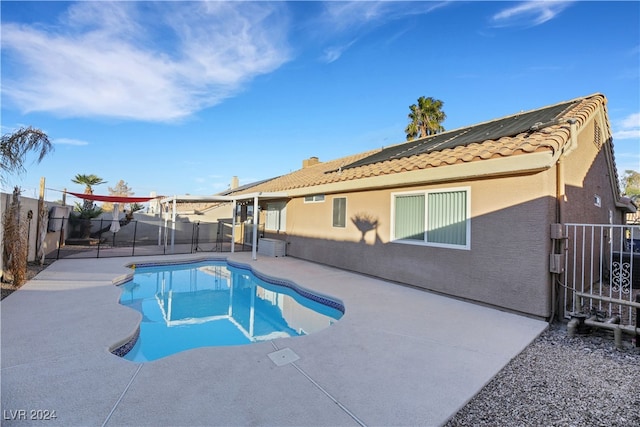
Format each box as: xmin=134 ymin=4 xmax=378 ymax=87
xmin=232 ymin=94 xmax=608 ymax=195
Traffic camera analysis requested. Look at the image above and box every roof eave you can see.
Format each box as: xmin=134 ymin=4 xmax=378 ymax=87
xmin=285 ymin=151 xmax=556 ymax=196
xmin=617 ymin=197 xmax=637 ymax=214
xmin=159 ymin=192 xmax=289 ymax=204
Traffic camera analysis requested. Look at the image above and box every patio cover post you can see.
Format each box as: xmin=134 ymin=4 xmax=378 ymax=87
xmin=231 ymin=199 xmax=236 ymax=253
xmin=157 ymin=209 xmax=162 ymax=246
xmin=252 ymin=194 xmax=259 ymax=260
xmin=171 ymin=197 xmax=176 ymax=253
xmin=163 ymin=202 xmax=169 ymax=249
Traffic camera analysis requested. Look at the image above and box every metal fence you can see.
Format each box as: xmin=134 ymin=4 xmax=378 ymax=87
xmin=562 ymin=223 xmax=640 ymax=326
xmin=45 ymin=216 xmax=263 ymax=260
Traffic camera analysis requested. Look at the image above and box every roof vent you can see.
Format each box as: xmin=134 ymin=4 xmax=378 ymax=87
xmin=302 ymin=156 xmax=320 ymax=168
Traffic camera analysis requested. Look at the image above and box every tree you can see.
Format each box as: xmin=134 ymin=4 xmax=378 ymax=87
xmin=621 ymin=169 xmax=640 ymax=203
xmin=405 ymin=96 xmax=446 ymax=141
xmin=102 ymin=180 xmax=134 ymax=212
xmin=69 ymin=174 xmax=106 ymax=239
xmin=2 ymin=187 xmax=27 ymax=286
xmin=71 ymin=174 xmax=106 ymax=211
xmin=0 ymin=126 xmax=53 ymax=184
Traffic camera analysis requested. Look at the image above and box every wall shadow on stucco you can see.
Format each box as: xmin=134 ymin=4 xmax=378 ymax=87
xmin=283 ymin=176 xmax=627 ymax=320
xmin=351 ymin=212 xmax=380 ymax=243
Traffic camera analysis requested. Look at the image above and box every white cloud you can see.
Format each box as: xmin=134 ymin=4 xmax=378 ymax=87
xmin=613 ymin=112 xmax=640 ymax=140
xmin=492 ymin=1 xmax=574 ymax=28
xmin=614 ymin=129 xmax=640 ymax=140
xmin=321 ymin=40 xmax=357 ymax=64
xmin=1 ymin=2 xmax=291 ymax=122
xmin=314 ymin=1 xmax=449 ymax=62
xmin=620 ymin=113 xmax=640 ymax=130
xmin=321 ymin=1 xmax=449 ymax=32
xmin=54 ymin=138 xmax=89 ymax=146
xmin=612 ymin=112 xmax=640 ymax=173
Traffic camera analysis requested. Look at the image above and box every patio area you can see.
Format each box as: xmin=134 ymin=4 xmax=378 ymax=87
xmin=1 ymin=253 xmax=547 ymax=426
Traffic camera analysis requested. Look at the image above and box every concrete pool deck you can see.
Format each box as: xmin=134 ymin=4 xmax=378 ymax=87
xmin=1 ymin=253 xmax=548 ymax=426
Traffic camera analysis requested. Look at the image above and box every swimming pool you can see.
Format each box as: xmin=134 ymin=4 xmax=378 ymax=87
xmin=114 ymin=260 xmax=344 ymax=362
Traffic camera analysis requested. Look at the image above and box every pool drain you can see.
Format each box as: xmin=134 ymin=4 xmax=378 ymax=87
xmin=268 ymin=347 xmax=300 ymax=366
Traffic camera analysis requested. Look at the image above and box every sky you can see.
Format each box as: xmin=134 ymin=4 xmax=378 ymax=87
xmin=1 ymin=0 xmax=639 ymax=203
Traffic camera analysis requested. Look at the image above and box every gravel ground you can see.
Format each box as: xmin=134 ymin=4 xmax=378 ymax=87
xmin=0 ymin=261 xmax=52 ymax=300
xmin=444 ymin=322 xmax=640 ymax=427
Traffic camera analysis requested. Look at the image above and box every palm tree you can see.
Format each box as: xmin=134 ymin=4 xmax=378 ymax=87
xmin=72 ymin=174 xmax=106 ymax=211
xmin=70 ymin=174 xmax=106 ymax=239
xmin=405 ymin=96 xmax=446 ymax=141
xmin=0 ymin=126 xmax=53 ymax=184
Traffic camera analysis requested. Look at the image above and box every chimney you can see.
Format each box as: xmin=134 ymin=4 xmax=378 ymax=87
xmin=302 ymin=156 xmax=320 ymax=169
xmin=230 ymin=176 xmax=239 ymax=190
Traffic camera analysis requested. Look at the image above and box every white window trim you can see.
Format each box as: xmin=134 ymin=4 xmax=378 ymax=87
xmin=264 ymin=201 xmax=287 ymax=232
xmin=332 ymin=197 xmax=347 ymax=228
xmin=304 ymin=194 xmax=325 ymax=203
xmin=390 ymin=186 xmax=471 ymax=250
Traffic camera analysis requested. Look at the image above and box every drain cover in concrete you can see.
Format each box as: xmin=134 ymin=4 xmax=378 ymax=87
xmin=268 ymin=348 xmax=300 ymax=366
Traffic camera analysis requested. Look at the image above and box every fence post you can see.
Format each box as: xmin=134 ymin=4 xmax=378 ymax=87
xmin=96 ymin=218 xmax=103 ymax=258
xmin=131 ymin=220 xmax=138 ymax=257
xmin=636 ymin=294 xmax=640 ymax=347
xmin=56 ymin=216 xmax=66 ymax=260
xmin=191 ymin=222 xmax=199 ymax=254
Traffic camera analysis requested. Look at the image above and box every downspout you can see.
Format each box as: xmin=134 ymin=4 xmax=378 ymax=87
xmin=556 ymin=157 xmax=565 ymax=225
xmin=550 ymin=119 xmax=575 ymax=323
xmin=550 ymin=157 xmax=564 ymax=324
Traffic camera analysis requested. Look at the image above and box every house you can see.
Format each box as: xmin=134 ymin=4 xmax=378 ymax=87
xmin=228 ymin=93 xmax=636 ymax=320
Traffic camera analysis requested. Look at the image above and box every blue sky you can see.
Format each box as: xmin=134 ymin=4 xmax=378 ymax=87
xmin=2 ymin=1 xmax=639 ymax=202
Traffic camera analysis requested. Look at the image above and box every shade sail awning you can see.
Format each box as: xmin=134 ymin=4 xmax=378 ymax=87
xmin=67 ymin=192 xmax=158 ymax=203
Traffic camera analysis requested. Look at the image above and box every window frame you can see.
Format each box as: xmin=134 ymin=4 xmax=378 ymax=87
xmin=304 ymin=194 xmax=325 ymax=203
xmin=332 ymin=197 xmax=347 ymax=228
xmin=390 ymin=187 xmax=471 ymax=250
xmin=264 ymin=201 xmax=287 ymax=232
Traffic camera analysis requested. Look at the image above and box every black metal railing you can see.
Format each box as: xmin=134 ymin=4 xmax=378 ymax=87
xmin=44 ymin=216 xmax=263 ymax=260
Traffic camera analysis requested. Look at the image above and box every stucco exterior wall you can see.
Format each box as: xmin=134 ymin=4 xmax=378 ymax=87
xmin=562 ymin=115 xmax=622 ymax=225
xmin=278 ymin=169 xmax=557 ymax=318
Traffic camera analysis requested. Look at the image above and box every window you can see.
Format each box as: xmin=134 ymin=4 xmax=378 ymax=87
xmin=265 ymin=201 xmax=286 ymax=232
xmin=304 ymin=194 xmax=325 ymax=203
xmin=333 ymin=197 xmax=346 ymax=228
xmin=392 ymin=188 xmax=470 ymax=249
xmin=594 ymin=194 xmax=601 ymax=207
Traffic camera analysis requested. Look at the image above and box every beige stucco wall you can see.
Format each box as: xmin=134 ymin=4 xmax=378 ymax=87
xmin=270 ymin=169 xmax=557 ymax=318
xmin=561 ymin=115 xmax=622 ymax=225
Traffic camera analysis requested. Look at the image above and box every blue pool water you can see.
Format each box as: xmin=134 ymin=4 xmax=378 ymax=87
xmin=117 ymin=260 xmax=344 ymax=362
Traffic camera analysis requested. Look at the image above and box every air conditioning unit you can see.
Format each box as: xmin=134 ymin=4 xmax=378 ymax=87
xmin=258 ymin=238 xmax=286 ymax=257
